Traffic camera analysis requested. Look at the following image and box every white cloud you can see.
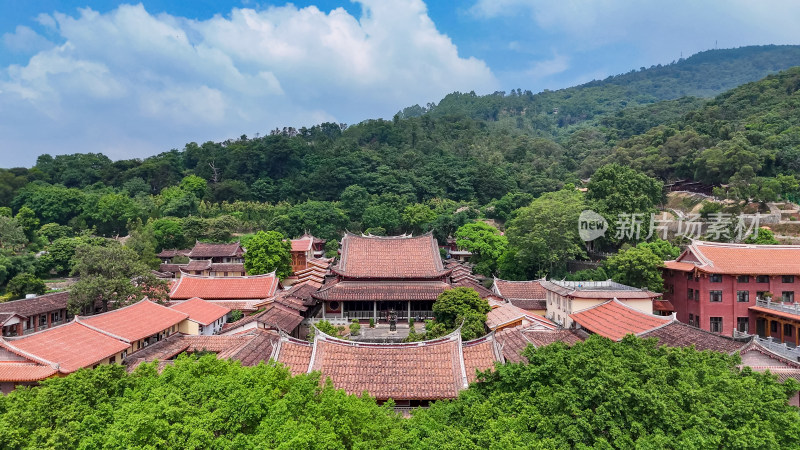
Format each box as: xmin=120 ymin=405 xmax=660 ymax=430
xmin=0 ymin=1 xmax=498 ymax=166
xmin=2 ymin=25 xmax=53 ymax=53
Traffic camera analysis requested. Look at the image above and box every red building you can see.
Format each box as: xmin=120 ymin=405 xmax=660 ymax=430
xmin=662 ymin=241 xmax=800 ymax=339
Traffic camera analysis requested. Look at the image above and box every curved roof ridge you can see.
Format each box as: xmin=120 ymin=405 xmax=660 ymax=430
xmin=0 ymin=338 xmax=60 ymax=369
xmin=310 ymin=323 xmax=463 ymax=347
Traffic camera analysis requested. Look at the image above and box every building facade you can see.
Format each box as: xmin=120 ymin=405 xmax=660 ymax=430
xmin=541 ymin=279 xmax=660 ymax=328
xmin=663 ymin=241 xmax=800 ymax=338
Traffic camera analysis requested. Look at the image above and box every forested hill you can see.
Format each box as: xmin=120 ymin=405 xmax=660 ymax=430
xmin=1 ymin=47 xmax=800 ymax=243
xmin=405 ymin=45 xmax=800 ymax=126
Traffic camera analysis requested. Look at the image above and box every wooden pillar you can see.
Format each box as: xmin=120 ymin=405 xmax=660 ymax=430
xmin=47 ymin=312 xmax=52 ymax=328
xmin=32 ymin=315 xmax=38 ymax=332
xmin=16 ymin=323 xmax=22 ymax=336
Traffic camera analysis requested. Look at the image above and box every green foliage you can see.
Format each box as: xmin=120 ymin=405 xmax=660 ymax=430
xmin=324 ymin=239 xmax=339 ymax=258
xmin=564 ymin=266 xmax=608 ymax=281
xmin=504 ymin=188 xmax=586 ymax=278
xmin=0 ymin=216 xmax=26 ymax=252
xmin=454 ymin=222 xmax=507 ymax=276
xmin=0 ymin=356 xmax=400 ymax=449
xmin=390 ymin=335 xmax=800 ymax=448
xmin=6 ymin=273 xmax=47 ymax=299
xmin=14 ymin=206 xmax=39 ymax=243
xmin=37 ymin=223 xmax=72 ymax=243
xmin=228 ymin=309 xmax=244 ymax=323
xmin=429 ymin=287 xmax=490 ymax=341
xmin=150 ymin=218 xmax=186 ymax=251
xmin=243 ymin=231 xmax=292 ymax=279
xmin=315 ymin=320 xmax=342 ymax=338
xmin=604 ymin=243 xmax=666 ymax=292
xmin=124 ymin=220 xmax=161 ymax=269
xmin=638 ymin=239 xmax=681 ymax=260
xmin=349 ymin=319 xmax=361 ymax=337
xmin=369 ymin=318 xmax=375 ymax=328
xmin=745 ymin=228 xmax=780 ymax=245
xmin=68 ymin=243 xmax=167 ymax=313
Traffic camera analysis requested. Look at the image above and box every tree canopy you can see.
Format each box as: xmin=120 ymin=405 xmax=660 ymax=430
xmin=243 ymin=230 xmax=292 ymax=279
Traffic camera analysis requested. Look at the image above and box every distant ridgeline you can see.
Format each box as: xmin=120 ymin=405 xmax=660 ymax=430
xmin=2 ymin=45 xmax=800 ymax=237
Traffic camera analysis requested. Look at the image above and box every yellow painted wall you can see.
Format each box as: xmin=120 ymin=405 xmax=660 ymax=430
xmin=178 ymin=319 xmax=199 ymax=335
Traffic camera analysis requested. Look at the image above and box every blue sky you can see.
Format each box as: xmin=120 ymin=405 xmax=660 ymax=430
xmin=1 ymin=0 xmax=799 ymax=167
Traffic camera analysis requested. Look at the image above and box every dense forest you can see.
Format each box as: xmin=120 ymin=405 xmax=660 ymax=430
xmin=0 ymin=336 xmax=797 ymax=448
xmin=1 ymin=45 xmax=800 ymax=293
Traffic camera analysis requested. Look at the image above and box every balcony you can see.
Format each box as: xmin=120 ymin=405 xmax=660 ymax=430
xmin=755 ymin=298 xmax=800 ymax=316
xmin=734 ymin=330 xmax=800 ymax=362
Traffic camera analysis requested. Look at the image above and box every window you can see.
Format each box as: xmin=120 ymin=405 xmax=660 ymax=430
xmin=771 ymin=321 xmax=779 ymax=333
xmin=757 ymin=275 xmax=770 ymax=283
xmin=710 ymin=317 xmax=723 ymax=333
xmin=689 ymin=313 xmax=694 ymax=326
xmin=39 ymin=314 xmax=47 ymax=325
xmin=783 ymin=291 xmax=795 ymax=303
xmin=737 ymin=275 xmax=750 ymax=283
xmin=709 ymin=290 xmax=723 ymax=302
xmin=199 ymin=325 xmax=204 ymax=333
xmin=785 ymin=324 xmax=794 ymax=338
xmin=109 ymin=355 xmax=115 ymax=364
xmin=757 ymin=291 xmax=766 ymax=301
xmin=710 ymin=274 xmax=723 ymax=283
xmin=737 ymin=317 xmax=749 ymax=333
xmin=694 ymin=290 xmax=699 ymax=301
xmin=737 ymin=291 xmax=750 ymax=302
xmin=687 ymin=288 xmax=693 ymax=300
xmin=783 ymin=275 xmax=795 ymax=283
xmin=686 ymin=272 xmax=693 ymax=280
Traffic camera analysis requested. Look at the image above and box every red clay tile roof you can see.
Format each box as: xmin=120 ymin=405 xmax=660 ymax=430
xmin=157 ymin=249 xmax=190 ymax=258
xmin=291 ymin=238 xmax=313 ymax=252
xmin=738 ymin=340 xmax=800 ymax=382
xmin=184 ymin=260 xmax=212 ymax=271
xmin=748 ymin=306 xmax=800 ymax=322
xmin=652 ymin=300 xmax=675 ymax=312
xmin=462 ymin=334 xmax=502 ymax=383
xmin=639 ymin=322 xmax=745 ymax=352
xmin=0 ymin=363 xmax=59 ymax=382
xmin=124 ymin=330 xmax=280 ymax=371
xmin=453 ymin=280 xmax=496 ymax=299
xmin=541 ymin=280 xmax=661 ymax=299
xmin=570 ymin=299 xmax=671 ymax=341
xmin=275 ymin=337 xmax=313 ymax=375
xmin=493 ymin=279 xmax=546 ymax=300
xmin=159 ymin=264 xmax=182 ymax=274
xmin=79 ymin=300 xmax=188 ymax=343
xmin=210 ymin=263 xmax=245 ymax=273
xmin=313 ymin=281 xmax=451 ymax=301
xmin=170 ymin=273 xmax=279 ymax=300
xmin=170 ymin=297 xmax=230 ymax=326
xmin=0 ymin=292 xmax=69 ymax=318
xmin=494 ymin=327 xmax=585 ymax=362
xmin=308 ymin=330 xmax=465 ymax=400
xmin=663 ymin=261 xmax=696 ymax=272
xmin=333 ymin=233 xmax=449 ymax=279
xmin=257 ymin=303 xmax=304 ymax=333
xmin=9 ymin=321 xmax=130 ymax=373
xmin=188 ymin=242 xmax=243 ymax=258
xmin=508 ymin=299 xmax=547 ymax=311
xmin=676 ymin=240 xmax=800 ymax=275
xmin=486 ymin=303 xmax=557 ymax=331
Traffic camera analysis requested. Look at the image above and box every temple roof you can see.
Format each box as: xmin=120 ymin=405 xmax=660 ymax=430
xmin=495 ymin=327 xmax=585 ymax=363
xmin=188 ymin=242 xmax=244 ymax=259
xmin=332 ymin=233 xmax=449 ymax=279
xmin=0 ymin=292 xmax=69 ymax=318
xmin=79 ymin=299 xmax=188 ymax=343
xmin=638 ymin=321 xmax=745 ymax=353
xmin=8 ymin=321 xmax=130 ymax=373
xmin=312 ymin=281 xmax=451 ymax=302
xmin=169 ymin=273 xmax=280 ymax=300
xmin=569 ymin=299 xmax=671 ymax=341
xmin=486 ymin=303 xmax=557 ymax=331
xmin=291 ymin=237 xmax=314 ymax=252
xmin=170 ymin=297 xmax=230 ymax=326
xmin=668 ymin=240 xmax=800 ymax=275
xmin=492 ymin=279 xmax=547 ymax=300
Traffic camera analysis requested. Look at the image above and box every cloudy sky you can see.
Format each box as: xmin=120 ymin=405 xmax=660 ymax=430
xmin=1 ymin=0 xmax=799 ymax=167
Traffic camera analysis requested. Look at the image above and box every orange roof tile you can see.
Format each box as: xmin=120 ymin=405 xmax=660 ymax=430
xmin=275 ymin=337 xmax=313 ymax=375
xmin=485 ymin=303 xmax=557 ymax=331
xmin=493 ymin=279 xmax=546 ymax=300
xmin=170 ymin=297 xmax=230 ymax=326
xmin=333 ymin=233 xmax=449 ymax=279
xmin=663 ymin=261 xmax=696 ymax=272
xmin=569 ymin=299 xmax=671 ymax=341
xmin=0 ymin=363 xmax=59 ymax=382
xmin=291 ymin=238 xmax=313 ymax=252
xmin=10 ymin=322 xmax=130 ymax=373
xmin=749 ymin=306 xmax=800 ymax=322
xmin=169 ymin=273 xmax=280 ymax=300
xmin=308 ymin=331 xmax=465 ymax=400
xmin=677 ymin=241 xmax=800 ymax=275
xmin=188 ymin=242 xmax=243 ymax=258
xmin=462 ymin=334 xmax=501 ymax=383
xmin=79 ymin=300 xmax=188 ymax=343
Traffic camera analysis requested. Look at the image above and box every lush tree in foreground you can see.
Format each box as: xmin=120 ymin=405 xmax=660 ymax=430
xmin=389 ymin=335 xmax=800 ymax=449
xmin=426 ymin=287 xmax=490 ymax=341
xmin=243 ymin=230 xmax=292 ymax=279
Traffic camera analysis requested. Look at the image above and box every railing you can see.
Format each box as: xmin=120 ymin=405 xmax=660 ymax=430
xmin=733 ymin=330 xmax=800 ymax=361
xmin=755 ymin=298 xmax=800 ymax=315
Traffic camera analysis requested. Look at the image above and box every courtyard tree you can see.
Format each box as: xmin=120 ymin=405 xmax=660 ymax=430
xmin=243 ymin=230 xmax=292 ymax=279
